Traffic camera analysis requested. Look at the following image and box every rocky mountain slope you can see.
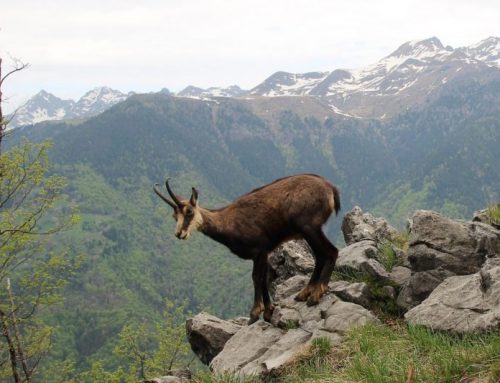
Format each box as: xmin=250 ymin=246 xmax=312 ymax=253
xmin=249 ymin=37 xmax=500 ymax=118
xmin=8 ymin=86 xmax=129 ymax=128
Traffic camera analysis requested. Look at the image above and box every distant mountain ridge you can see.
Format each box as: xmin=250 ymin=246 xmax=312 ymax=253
xmin=8 ymin=86 xmax=130 ymax=128
xmin=9 ymin=36 xmax=500 ymax=127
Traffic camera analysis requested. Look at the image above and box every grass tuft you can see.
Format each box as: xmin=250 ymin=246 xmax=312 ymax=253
xmin=487 ymin=203 xmax=500 ymax=226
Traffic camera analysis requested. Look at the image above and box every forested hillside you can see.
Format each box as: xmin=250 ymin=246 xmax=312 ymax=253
xmin=8 ymin=71 xmax=500 ymax=375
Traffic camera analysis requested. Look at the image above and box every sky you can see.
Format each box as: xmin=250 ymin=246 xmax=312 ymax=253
xmin=1 ymin=0 xmax=499 ymax=112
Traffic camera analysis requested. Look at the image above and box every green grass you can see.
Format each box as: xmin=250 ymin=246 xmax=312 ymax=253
xmin=378 ymin=242 xmax=401 ymax=272
xmin=330 ymin=267 xmax=403 ymax=320
xmin=277 ymin=324 xmax=500 ymax=383
xmin=487 ymin=203 xmax=500 ymax=226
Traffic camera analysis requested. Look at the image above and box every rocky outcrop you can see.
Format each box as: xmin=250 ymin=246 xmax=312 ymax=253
xmin=185 ymin=312 xmax=243 ymax=364
xmin=187 ymin=256 xmax=379 ymax=378
xmin=186 ymin=206 xmax=500 ymax=378
xmin=405 ymin=260 xmax=500 ymax=332
xmin=208 ymin=281 xmax=378 ymax=377
xmin=342 ymin=206 xmax=399 ymax=246
xmin=398 ymin=210 xmax=500 ymax=308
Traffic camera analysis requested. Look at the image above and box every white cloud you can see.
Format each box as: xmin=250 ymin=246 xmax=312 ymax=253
xmin=0 ymin=0 xmax=499 ymax=111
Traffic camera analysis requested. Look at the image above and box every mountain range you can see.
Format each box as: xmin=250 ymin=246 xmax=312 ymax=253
xmin=8 ymin=86 xmax=131 ymax=128
xmin=9 ymin=36 xmax=500 ymax=128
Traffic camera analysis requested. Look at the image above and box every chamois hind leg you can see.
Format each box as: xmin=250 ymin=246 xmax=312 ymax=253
xmin=317 ymin=230 xmax=339 ymax=291
xmin=295 ymin=226 xmax=326 ymax=303
xmin=261 ymin=257 xmax=274 ymax=322
xmin=297 ymin=227 xmax=337 ymax=306
xmin=249 ymin=255 xmax=266 ymax=324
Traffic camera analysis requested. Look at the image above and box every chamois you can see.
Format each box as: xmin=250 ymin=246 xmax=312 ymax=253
xmin=154 ymin=174 xmax=340 ymax=324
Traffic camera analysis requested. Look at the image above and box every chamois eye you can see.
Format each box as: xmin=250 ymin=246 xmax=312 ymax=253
xmin=186 ymin=209 xmax=194 ymax=217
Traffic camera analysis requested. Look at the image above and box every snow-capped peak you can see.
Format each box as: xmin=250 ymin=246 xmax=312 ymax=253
xmin=177 ymin=85 xmax=247 ymax=98
xmin=78 ymin=86 xmax=127 ymax=106
xmin=462 ymin=37 xmax=500 ymax=67
xmin=8 ymin=87 xmax=129 ymax=129
xmin=384 ymin=37 xmax=452 ymax=66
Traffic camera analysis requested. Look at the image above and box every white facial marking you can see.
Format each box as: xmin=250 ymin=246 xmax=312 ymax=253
xmin=174 ymin=204 xmax=203 ymax=240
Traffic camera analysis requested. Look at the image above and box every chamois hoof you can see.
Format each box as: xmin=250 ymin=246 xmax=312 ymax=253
xmin=263 ymin=305 xmax=275 ymax=322
xmin=248 ymin=315 xmax=260 ymax=325
xmin=294 ymin=287 xmax=311 ymax=302
xmin=306 ymin=296 xmax=320 ymax=306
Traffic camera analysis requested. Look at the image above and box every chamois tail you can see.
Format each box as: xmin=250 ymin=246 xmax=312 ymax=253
xmin=332 ymin=186 xmax=341 ymax=216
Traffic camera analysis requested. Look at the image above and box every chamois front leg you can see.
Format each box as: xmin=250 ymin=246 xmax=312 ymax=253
xmin=249 ymin=255 xmax=266 ymax=324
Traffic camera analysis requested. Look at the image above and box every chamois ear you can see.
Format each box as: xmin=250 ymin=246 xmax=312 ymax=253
xmin=190 ymin=187 xmax=199 ymax=206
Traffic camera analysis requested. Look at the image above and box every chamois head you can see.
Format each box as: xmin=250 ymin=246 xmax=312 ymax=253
xmin=154 ymin=179 xmax=202 ymax=240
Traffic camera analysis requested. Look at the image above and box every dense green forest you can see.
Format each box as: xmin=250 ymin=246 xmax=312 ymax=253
xmin=4 ymin=73 xmax=500 ymax=380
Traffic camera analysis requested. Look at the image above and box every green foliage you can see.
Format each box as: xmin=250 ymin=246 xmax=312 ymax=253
xmin=310 ymin=337 xmax=332 ymax=358
xmin=330 ymin=268 xmax=403 ymax=319
xmin=78 ymin=299 xmax=192 ymax=382
xmin=275 ymin=324 xmax=500 ymax=383
xmin=377 ymin=231 xmax=408 ymax=272
xmin=0 ymin=138 xmax=80 ymax=381
xmin=377 ymin=242 xmax=400 ymax=273
xmin=343 ymin=324 xmax=500 ymax=383
xmin=487 ymin=203 xmax=500 ymax=226
xmin=283 ymin=319 xmax=300 ymax=330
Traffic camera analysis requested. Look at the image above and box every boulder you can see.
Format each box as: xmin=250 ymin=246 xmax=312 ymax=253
xmin=342 ymin=206 xmax=399 ymax=246
xmin=322 ymin=300 xmax=380 ymax=334
xmin=396 ymin=268 xmax=455 ymax=309
xmin=398 ymin=210 xmax=500 ymax=308
xmin=268 ymin=240 xmax=314 ymax=294
xmin=185 ymin=312 xmax=242 ymax=364
xmin=388 ymin=266 xmax=411 ymax=287
xmin=337 ymin=240 xmax=389 ymax=281
xmin=405 ymin=265 xmax=500 ymax=332
xmin=146 ymin=369 xmax=191 ymax=382
xmin=408 ymin=210 xmax=500 ymax=275
xmin=329 ymin=281 xmax=372 ymax=308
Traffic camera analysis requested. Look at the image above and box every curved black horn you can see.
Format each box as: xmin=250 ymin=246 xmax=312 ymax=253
xmin=165 ymin=178 xmax=182 ymax=207
xmin=154 ymin=184 xmax=177 ymax=209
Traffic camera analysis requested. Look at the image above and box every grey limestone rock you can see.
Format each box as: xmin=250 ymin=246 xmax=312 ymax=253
xmin=405 ymin=265 xmax=500 ymax=332
xmin=398 ymin=210 xmax=500 ymax=308
xmin=342 ymin=206 xmax=399 ymax=246
xmin=268 ymin=240 xmax=314 ymax=294
xmin=329 ymin=280 xmax=372 ymax=308
xmin=185 ymin=312 xmax=242 ymax=364
xmin=337 ymin=240 xmax=390 ymax=281
xmin=408 ymin=210 xmax=500 ymax=275
xmin=388 ymin=266 xmax=411 ymax=287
